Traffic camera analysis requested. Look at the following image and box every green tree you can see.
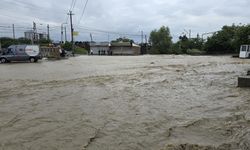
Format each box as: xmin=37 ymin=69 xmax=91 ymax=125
xmin=234 ymin=25 xmax=250 ymax=51
xmin=17 ymin=37 xmax=31 ymax=44
xmin=38 ymin=38 xmax=52 ymax=45
xmin=174 ymin=34 xmax=204 ymax=54
xmin=149 ymin=26 xmax=172 ymax=54
xmin=0 ymin=37 xmax=17 ymax=48
xmin=204 ymin=24 xmax=250 ymax=54
xmin=170 ymin=42 xmax=182 ymax=54
xmin=62 ymin=41 xmax=73 ymax=51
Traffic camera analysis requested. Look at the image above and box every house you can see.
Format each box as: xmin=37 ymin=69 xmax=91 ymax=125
xmin=110 ymin=42 xmax=141 ymax=55
xmin=89 ymin=42 xmax=110 ymax=55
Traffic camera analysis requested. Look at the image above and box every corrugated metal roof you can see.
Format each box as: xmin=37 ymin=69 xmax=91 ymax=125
xmin=111 ymin=42 xmax=131 ymax=47
xmin=89 ymin=42 xmax=141 ymax=48
xmin=90 ymin=42 xmax=110 ymax=47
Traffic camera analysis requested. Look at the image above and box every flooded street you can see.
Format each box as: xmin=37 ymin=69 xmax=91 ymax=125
xmin=0 ymin=55 xmax=250 ymax=150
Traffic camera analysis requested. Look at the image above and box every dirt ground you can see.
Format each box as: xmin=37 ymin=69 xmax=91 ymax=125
xmin=0 ymin=55 xmax=250 ymax=150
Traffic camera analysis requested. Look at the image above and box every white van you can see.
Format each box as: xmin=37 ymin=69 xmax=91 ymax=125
xmin=239 ymin=45 xmax=250 ymax=58
xmin=0 ymin=45 xmax=42 ymax=63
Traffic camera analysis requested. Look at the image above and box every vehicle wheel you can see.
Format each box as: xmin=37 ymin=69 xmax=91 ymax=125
xmin=0 ymin=58 xmax=7 ymax=63
xmin=29 ymin=57 xmax=35 ymax=63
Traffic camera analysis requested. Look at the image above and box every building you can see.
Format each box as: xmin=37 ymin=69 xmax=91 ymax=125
xmin=24 ymin=30 xmax=47 ymax=41
xmin=38 ymin=32 xmax=47 ymax=40
xmin=24 ymin=30 xmax=35 ymax=41
xmin=89 ymin=42 xmax=110 ymax=55
xmin=89 ymin=41 xmax=141 ymax=55
xmin=110 ymin=42 xmax=141 ymax=55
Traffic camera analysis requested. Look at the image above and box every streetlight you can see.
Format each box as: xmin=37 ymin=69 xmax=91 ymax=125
xmin=61 ymin=23 xmax=67 ymax=44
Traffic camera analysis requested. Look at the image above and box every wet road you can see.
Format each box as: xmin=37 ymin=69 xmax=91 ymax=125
xmin=0 ymin=55 xmax=250 ymax=150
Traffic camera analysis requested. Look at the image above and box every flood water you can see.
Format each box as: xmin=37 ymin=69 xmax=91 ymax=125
xmin=0 ymin=55 xmax=250 ymax=150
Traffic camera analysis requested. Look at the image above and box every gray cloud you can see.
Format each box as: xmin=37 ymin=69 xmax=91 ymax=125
xmin=0 ymin=0 xmax=249 ymax=42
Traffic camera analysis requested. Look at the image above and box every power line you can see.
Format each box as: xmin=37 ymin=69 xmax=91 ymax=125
xmin=70 ymin=0 xmax=77 ymax=11
xmin=0 ymin=25 xmax=33 ymax=30
xmin=69 ymin=0 xmax=75 ymax=10
xmin=72 ymin=0 xmax=77 ymax=11
xmin=76 ymin=26 xmax=141 ymax=37
xmin=77 ymin=0 xmax=89 ymax=25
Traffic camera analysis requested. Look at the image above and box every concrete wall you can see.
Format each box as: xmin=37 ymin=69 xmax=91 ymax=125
xmin=111 ymin=46 xmax=140 ymax=55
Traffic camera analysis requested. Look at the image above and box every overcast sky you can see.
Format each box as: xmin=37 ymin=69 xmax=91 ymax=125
xmin=0 ymin=0 xmax=249 ymax=42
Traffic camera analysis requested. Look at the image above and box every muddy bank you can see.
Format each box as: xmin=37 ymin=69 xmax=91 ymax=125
xmin=0 ymin=55 xmax=250 ymax=150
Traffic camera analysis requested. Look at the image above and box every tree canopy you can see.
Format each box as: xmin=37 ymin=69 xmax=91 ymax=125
xmin=204 ymin=24 xmax=250 ymax=54
xmin=149 ymin=26 xmax=172 ymax=54
xmin=111 ymin=37 xmax=134 ymax=43
xmin=148 ymin=24 xmax=250 ymax=55
xmin=0 ymin=37 xmax=52 ymax=48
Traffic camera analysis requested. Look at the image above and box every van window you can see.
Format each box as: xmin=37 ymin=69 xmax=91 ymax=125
xmin=19 ymin=49 xmax=24 ymax=52
xmin=241 ymin=46 xmax=247 ymax=51
xmin=7 ymin=48 xmax=13 ymax=54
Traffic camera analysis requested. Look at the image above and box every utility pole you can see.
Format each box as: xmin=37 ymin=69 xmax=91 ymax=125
xmin=189 ymin=29 xmax=191 ymax=39
xmin=61 ymin=24 xmax=64 ymax=44
xmin=144 ymin=35 xmax=148 ymax=54
xmin=64 ymin=27 xmax=67 ymax=42
xmin=67 ymin=11 xmax=74 ymax=53
xmin=47 ymin=24 xmax=50 ymax=40
xmin=141 ymin=31 xmax=144 ymax=44
xmin=90 ymin=33 xmax=93 ymax=42
xmin=32 ymin=22 xmax=36 ymax=44
xmin=12 ymin=24 xmax=15 ymax=39
xmin=61 ymin=23 xmax=67 ymax=44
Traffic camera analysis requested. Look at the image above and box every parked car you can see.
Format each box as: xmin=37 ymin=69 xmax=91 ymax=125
xmin=0 ymin=45 xmax=42 ymax=63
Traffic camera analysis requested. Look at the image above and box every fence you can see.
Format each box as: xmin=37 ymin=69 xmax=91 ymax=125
xmin=40 ymin=47 xmax=61 ymax=59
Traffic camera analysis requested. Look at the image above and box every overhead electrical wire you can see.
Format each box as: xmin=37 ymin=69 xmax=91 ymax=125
xmin=71 ymin=0 xmax=77 ymax=11
xmin=76 ymin=26 xmax=141 ymax=37
xmin=77 ymin=0 xmax=89 ymax=26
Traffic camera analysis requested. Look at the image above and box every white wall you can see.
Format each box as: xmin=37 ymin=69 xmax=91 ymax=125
xmin=90 ymin=46 xmax=109 ymax=55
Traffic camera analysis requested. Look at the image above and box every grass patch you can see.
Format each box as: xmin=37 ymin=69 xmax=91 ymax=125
xmin=74 ymin=47 xmax=88 ymax=55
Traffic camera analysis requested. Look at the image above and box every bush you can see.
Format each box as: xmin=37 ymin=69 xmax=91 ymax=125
xmin=186 ymin=49 xmax=205 ymax=55
xmin=62 ymin=42 xmax=73 ymax=51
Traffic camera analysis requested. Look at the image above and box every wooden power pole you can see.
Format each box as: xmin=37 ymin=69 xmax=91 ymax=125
xmin=67 ymin=11 xmax=75 ymax=54
xmin=12 ymin=24 xmax=15 ymax=39
xmin=68 ymin=11 xmax=74 ymax=45
xmin=47 ymin=24 xmax=50 ymax=40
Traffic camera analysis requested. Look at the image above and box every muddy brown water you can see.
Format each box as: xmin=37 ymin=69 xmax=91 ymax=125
xmin=0 ymin=55 xmax=250 ymax=150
